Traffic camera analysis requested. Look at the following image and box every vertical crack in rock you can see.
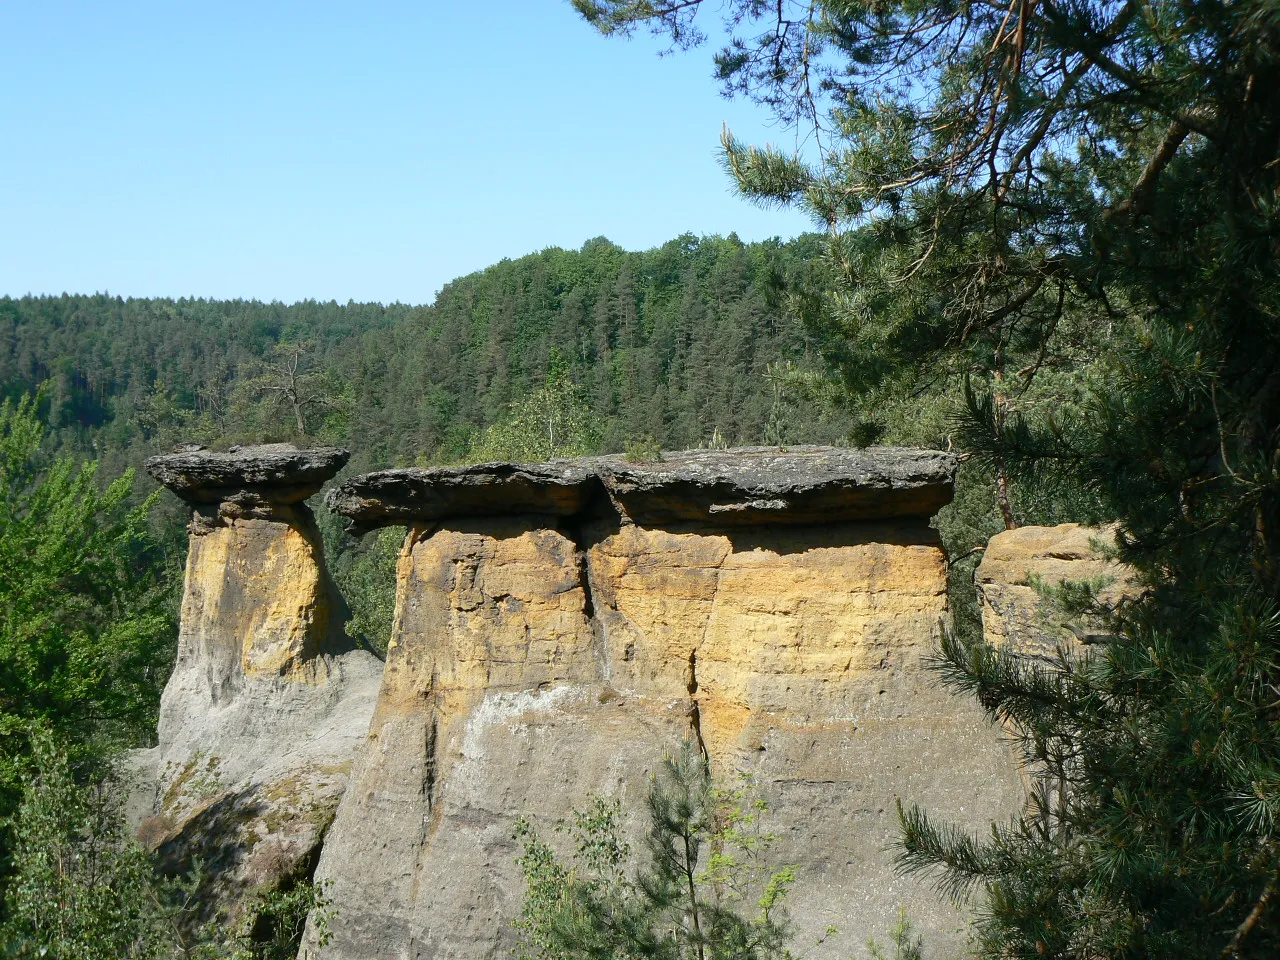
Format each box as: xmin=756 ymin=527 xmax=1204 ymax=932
xmin=686 ymin=650 xmax=710 ymax=766
xmin=421 ymin=660 xmax=445 ymax=842
xmin=408 ymin=666 xmax=445 ymax=916
xmin=575 ymin=542 xmax=608 ymax=684
xmin=692 ymin=551 xmax=725 ymax=768
xmin=423 ymin=709 xmax=439 ymax=824
xmin=561 ymin=491 xmax=622 ymax=686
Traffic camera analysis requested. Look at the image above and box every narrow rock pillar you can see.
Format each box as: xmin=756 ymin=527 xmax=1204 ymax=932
xmin=147 ymin=444 xmax=352 ymax=721
xmin=136 ymin=444 xmax=382 ymax=931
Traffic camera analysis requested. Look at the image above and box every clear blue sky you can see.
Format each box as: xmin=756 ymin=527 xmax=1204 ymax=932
xmin=0 ymin=1 xmax=816 ymax=305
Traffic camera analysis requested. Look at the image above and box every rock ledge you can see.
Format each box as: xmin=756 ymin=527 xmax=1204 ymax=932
xmin=326 ymin=445 xmax=956 ymax=532
xmin=145 ymin=443 xmax=350 ymax=506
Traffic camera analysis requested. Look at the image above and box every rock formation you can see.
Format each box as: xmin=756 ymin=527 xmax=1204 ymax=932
xmin=976 ymin=522 xmax=1140 ymax=656
xmin=131 ymin=445 xmax=383 ymax=928
xmin=326 ymin=446 xmax=957 ymax=533
xmin=137 ymin=444 xmax=1035 ymax=958
xmin=304 ymin=446 xmax=1023 ymax=959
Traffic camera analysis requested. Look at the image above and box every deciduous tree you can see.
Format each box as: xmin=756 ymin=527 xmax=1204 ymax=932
xmin=0 ymin=392 xmax=173 ymax=836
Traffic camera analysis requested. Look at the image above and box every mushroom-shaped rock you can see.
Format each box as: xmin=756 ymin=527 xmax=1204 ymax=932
xmin=145 ymin=443 xmax=350 ymax=507
xmin=132 ymin=441 xmax=380 ymax=936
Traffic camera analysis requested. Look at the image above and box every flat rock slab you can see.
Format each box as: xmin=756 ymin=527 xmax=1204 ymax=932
xmin=146 ymin=444 xmax=350 ymax=505
xmin=590 ymin=445 xmax=956 ymax=525
xmin=325 ymin=461 xmax=595 ymax=535
xmin=327 ymin=446 xmax=956 ymax=531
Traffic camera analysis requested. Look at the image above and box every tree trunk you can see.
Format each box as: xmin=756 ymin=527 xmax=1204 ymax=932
xmin=993 ymin=344 xmax=1017 ymax=530
xmin=683 ymin=832 xmax=705 ymax=960
xmin=292 ymin=397 xmax=307 ymax=437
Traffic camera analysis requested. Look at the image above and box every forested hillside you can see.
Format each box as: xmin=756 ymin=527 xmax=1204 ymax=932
xmin=0 ymin=231 xmax=846 ymax=486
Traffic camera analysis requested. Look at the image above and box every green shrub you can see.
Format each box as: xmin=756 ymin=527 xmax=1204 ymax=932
xmin=513 ymin=743 xmax=795 ymax=960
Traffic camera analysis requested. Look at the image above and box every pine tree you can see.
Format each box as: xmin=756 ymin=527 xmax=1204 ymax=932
xmin=577 ymin=1 xmax=1280 ymax=956
xmin=513 ymin=743 xmax=796 ymax=960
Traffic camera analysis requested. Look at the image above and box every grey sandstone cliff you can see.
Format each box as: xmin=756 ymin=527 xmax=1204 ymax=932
xmin=305 ymin=446 xmax=1022 ymax=960
xmin=131 ymin=445 xmax=382 ymax=928
xmin=142 ymin=444 xmax=1032 ymax=959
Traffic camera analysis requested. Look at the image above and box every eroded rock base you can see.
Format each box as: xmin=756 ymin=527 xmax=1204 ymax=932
xmin=309 ymin=514 xmax=1022 ymax=959
xmin=131 ymin=483 xmax=380 ymax=930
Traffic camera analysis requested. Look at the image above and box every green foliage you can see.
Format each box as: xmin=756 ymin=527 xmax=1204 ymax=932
xmin=0 ymin=729 xmax=332 ymax=960
xmin=624 ymin=435 xmax=663 ymax=464
xmin=698 ymin=427 xmax=730 ymax=452
xmin=328 ymin=526 xmax=402 ymax=658
xmin=1 ymin=730 xmax=177 ymax=959
xmin=466 ymin=368 xmax=601 ymax=464
xmin=580 ymin=0 xmax=1280 ymax=957
xmin=0 ymin=392 xmax=174 ymax=834
xmin=513 ymin=743 xmax=795 ymax=960
xmin=229 ymin=340 xmax=348 ymax=443
xmin=189 ymin=880 xmax=332 ymax=960
xmin=864 ymin=908 xmax=922 ymax=960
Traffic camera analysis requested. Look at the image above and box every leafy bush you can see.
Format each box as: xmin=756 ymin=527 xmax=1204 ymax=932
xmin=466 ymin=369 xmax=601 ymax=464
xmin=1 ymin=731 xmax=177 ymax=960
xmin=0 ymin=391 xmax=175 ymax=849
xmin=328 ymin=525 xmax=402 ymax=658
xmin=624 ymin=435 xmax=663 ymax=464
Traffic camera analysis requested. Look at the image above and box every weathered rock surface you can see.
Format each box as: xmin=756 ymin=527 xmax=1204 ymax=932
xmin=325 ymin=461 xmax=594 ymax=534
xmin=306 ymin=447 xmax=1021 ymax=960
xmin=977 ymin=523 xmax=1140 ymax=656
xmin=132 ymin=446 xmax=380 ymax=929
xmin=143 ymin=444 xmax=1035 ymax=958
xmin=592 ymin=445 xmax=958 ymax=525
xmin=325 ymin=445 xmax=957 ymax=533
xmin=145 ymin=443 xmax=350 ymax=507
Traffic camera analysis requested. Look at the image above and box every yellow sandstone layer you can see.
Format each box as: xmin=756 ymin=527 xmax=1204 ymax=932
xmin=311 ymin=513 xmax=1017 ymax=960
xmin=179 ymin=513 xmax=337 ymax=683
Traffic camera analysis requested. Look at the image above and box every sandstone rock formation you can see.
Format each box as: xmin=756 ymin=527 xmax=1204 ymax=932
xmin=132 ymin=445 xmax=382 ymax=928
xmin=139 ymin=444 xmax=1039 ymax=958
xmin=307 ymin=446 xmax=1023 ymax=959
xmin=976 ymin=522 xmax=1140 ymax=657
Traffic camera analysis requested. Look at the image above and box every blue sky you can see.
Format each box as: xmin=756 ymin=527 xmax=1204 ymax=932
xmin=0 ymin=1 xmax=816 ymax=304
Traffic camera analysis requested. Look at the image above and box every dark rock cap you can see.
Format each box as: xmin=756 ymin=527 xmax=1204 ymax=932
xmin=591 ymin=445 xmax=956 ymax=526
xmin=325 ymin=461 xmax=594 ymax=535
xmin=327 ymin=446 xmax=956 ymax=533
xmin=146 ymin=444 xmax=350 ymax=506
